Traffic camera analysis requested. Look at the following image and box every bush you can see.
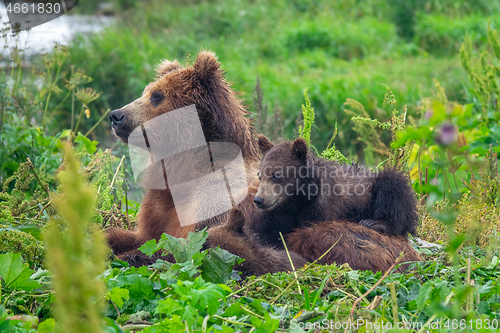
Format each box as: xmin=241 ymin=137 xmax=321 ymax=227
xmin=415 ymin=14 xmax=500 ymax=54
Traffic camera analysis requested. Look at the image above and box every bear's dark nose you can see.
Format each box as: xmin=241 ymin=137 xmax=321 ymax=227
xmin=109 ymin=109 xmax=125 ymax=127
xmin=253 ymin=196 xmax=265 ymax=208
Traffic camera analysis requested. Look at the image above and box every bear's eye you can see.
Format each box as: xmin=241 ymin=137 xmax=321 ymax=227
xmin=273 ymin=172 xmax=282 ymax=179
xmin=150 ymin=91 xmax=164 ymax=106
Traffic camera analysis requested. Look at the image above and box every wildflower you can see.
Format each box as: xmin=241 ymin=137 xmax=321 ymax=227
xmin=75 ymin=87 xmax=101 ymax=106
xmin=435 ymin=123 xmax=457 ymax=146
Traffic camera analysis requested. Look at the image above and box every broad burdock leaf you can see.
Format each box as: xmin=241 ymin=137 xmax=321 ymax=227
xmin=190 ymin=279 xmax=225 ymax=316
xmin=154 ymin=298 xmax=183 ymax=316
xmin=139 ymin=239 xmax=159 ymax=256
xmin=139 ymin=229 xmax=209 ymax=263
xmin=416 ymin=281 xmax=433 ymax=311
xmin=106 ymin=287 xmax=130 ymax=309
xmin=181 ymin=304 xmax=199 ymax=327
xmin=0 ymin=253 xmax=41 ymax=291
xmin=159 ymin=229 xmax=209 ymax=263
xmin=200 ymin=247 xmax=241 ymax=284
xmin=111 ymin=274 xmax=154 ymax=299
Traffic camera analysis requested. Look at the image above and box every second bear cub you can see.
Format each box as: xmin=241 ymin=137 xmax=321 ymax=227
xmin=246 ymin=136 xmax=418 ymax=248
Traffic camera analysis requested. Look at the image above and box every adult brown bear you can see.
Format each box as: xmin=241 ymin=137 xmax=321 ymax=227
xmin=107 ymin=51 xmax=261 ymax=260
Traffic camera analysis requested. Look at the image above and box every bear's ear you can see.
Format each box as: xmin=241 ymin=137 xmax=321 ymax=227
xmin=291 ymin=138 xmax=308 ymax=163
xmin=156 ymin=60 xmax=181 ymax=77
xmin=193 ymin=51 xmax=223 ymax=85
xmin=258 ymin=135 xmax=274 ymax=154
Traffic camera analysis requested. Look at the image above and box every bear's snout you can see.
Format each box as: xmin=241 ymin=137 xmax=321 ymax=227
xmin=110 ymin=108 xmax=134 ymax=143
xmin=253 ymin=196 xmax=265 ymax=208
xmin=110 ymin=109 xmax=125 ymax=127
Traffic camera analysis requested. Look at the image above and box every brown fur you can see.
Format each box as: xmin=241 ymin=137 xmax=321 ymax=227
xmin=249 ymin=136 xmax=419 ymax=247
xmin=286 ymin=221 xmax=422 ymax=273
xmin=209 ymin=209 xmax=421 ymax=276
xmin=206 ymin=209 xmax=306 ymax=277
xmin=107 ymin=52 xmax=421 ymax=276
xmin=107 ymin=51 xmax=260 ymax=262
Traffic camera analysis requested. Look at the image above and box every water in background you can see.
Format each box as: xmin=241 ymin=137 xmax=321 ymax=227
xmin=1 ymin=2 xmax=113 ymax=56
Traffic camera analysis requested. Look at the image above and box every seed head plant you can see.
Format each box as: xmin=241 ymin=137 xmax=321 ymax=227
xmin=43 ymin=145 xmax=107 ymax=333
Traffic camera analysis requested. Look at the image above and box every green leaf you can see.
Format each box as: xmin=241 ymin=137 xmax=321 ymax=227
xmin=158 ymin=229 xmax=209 ymax=263
xmin=129 ymin=310 xmax=151 ymax=324
xmin=155 ymin=298 xmax=183 ymax=315
xmin=74 ymin=133 xmax=98 ymax=154
xmin=142 ymin=315 xmax=185 ymax=333
xmin=37 ymin=318 xmax=56 ymax=333
xmin=103 ymin=317 xmax=126 ymax=333
xmin=113 ymin=274 xmax=153 ymax=298
xmin=178 ymin=260 xmax=201 ymax=279
xmin=222 ymin=301 xmax=245 ymax=317
xmin=190 ymin=280 xmax=225 ymax=316
xmin=106 ymin=287 xmax=130 ymax=309
xmin=139 ymin=239 xmax=159 ymax=256
xmin=260 ymin=312 xmax=280 ymax=332
xmin=181 ymin=304 xmax=199 ymax=327
xmin=201 ymin=247 xmax=240 ymax=284
xmin=430 ymin=100 xmax=447 ymax=126
xmin=416 ymin=281 xmax=432 ymax=311
xmin=60 ymin=129 xmax=72 ymax=138
xmin=0 ymin=253 xmax=41 ymax=291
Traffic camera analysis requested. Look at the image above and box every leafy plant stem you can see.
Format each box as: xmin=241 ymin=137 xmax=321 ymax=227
xmin=389 ymin=282 xmax=399 ymax=326
xmin=110 ymin=155 xmax=126 ymax=189
xmin=11 ymin=216 xmax=45 ymax=223
xmin=41 ymin=65 xmax=54 ymax=132
xmin=212 ymin=315 xmax=254 ymax=328
xmin=416 ymin=291 xmax=454 ymax=333
xmin=280 ymin=232 xmax=301 ymax=294
xmin=271 ymin=237 xmax=341 ymax=304
xmin=121 ymin=324 xmax=152 ymax=330
xmin=72 ymin=104 xmax=86 ymax=138
xmin=27 ymin=158 xmax=50 ymax=198
xmin=348 ymin=256 xmax=400 ymax=322
xmin=54 ymin=90 xmax=71 ymax=114
xmin=0 ymin=95 xmax=4 ymax=134
xmin=85 ymin=108 xmax=111 ymax=137
xmin=466 ymin=258 xmax=472 ymax=312
xmin=227 ymin=279 xmax=273 ymax=298
xmin=239 ymin=305 xmax=265 ymax=320
xmin=34 ymin=199 xmax=53 ymax=220
xmin=149 ymin=269 xmax=159 ymax=281
xmin=71 ymin=91 xmax=75 ymax=131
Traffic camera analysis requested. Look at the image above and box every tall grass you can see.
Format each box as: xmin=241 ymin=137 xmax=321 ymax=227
xmin=57 ymin=0 xmax=492 ymax=158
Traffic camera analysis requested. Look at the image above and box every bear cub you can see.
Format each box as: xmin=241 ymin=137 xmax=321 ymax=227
xmin=246 ymin=136 xmax=418 ymax=248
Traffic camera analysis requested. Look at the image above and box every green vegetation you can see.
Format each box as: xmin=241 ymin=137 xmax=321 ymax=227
xmin=1 ymin=0 xmax=500 ymax=332
xmin=46 ymin=0 xmax=497 ymax=159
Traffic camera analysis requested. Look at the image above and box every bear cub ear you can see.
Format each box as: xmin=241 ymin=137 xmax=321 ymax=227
xmin=291 ymin=138 xmax=308 ymax=163
xmin=258 ymin=135 xmax=274 ymax=154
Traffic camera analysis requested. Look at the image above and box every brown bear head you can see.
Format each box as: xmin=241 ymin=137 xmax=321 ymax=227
xmin=254 ymin=136 xmax=315 ymax=210
xmin=109 ymin=51 xmax=258 ymax=161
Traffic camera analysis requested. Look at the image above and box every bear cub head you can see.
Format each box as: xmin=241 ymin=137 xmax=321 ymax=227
xmin=254 ymin=135 xmax=316 ymax=211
